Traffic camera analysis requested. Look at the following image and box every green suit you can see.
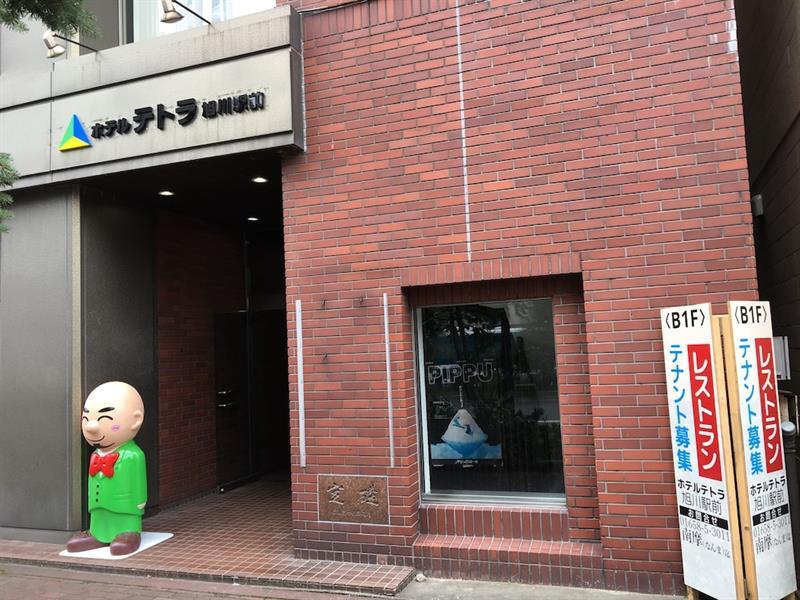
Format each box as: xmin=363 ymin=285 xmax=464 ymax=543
xmin=88 ymin=440 xmax=147 ymax=543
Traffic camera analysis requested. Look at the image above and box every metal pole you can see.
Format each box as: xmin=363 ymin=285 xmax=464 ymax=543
xmin=782 ymin=420 xmax=800 ymax=590
xmin=174 ymin=0 xmax=213 ymax=24
xmin=53 ymin=34 xmax=98 ymax=53
xmin=295 ymin=299 xmax=306 ymax=468
xmin=382 ymin=293 xmax=395 ymax=468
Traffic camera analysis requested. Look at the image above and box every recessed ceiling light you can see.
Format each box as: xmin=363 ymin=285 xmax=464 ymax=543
xmin=158 ymin=190 xmax=175 ymax=196
xmin=251 ymin=176 xmax=268 ymax=184
xmin=247 ymin=217 xmax=259 ymax=222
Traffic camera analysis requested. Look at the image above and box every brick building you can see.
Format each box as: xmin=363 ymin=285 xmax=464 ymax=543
xmin=735 ymin=0 xmax=800 ymax=388
xmin=0 ymin=0 xmax=756 ymax=594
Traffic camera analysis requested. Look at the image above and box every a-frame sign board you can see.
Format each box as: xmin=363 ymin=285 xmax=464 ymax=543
xmin=661 ymin=304 xmax=744 ymax=599
xmin=721 ymin=302 xmax=796 ymax=600
xmin=662 ymin=302 xmax=798 ymax=600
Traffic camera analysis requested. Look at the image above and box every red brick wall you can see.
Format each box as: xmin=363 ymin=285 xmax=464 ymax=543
xmin=280 ymin=0 xmax=757 ymax=592
xmin=156 ymin=211 xmax=246 ymax=506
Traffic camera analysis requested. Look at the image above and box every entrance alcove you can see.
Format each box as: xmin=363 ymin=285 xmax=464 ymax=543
xmin=79 ymin=149 xmax=291 ymax=551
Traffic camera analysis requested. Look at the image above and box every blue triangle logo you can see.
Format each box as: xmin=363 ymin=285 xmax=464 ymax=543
xmin=70 ymin=115 xmax=91 ymax=144
xmin=58 ymin=114 xmax=92 ymax=151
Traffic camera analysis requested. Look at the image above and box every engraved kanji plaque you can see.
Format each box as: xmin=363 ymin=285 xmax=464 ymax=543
xmin=317 ymin=475 xmax=389 ymax=524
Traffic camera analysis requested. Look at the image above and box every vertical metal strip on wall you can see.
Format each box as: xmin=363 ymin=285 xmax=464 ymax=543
xmin=69 ymin=187 xmax=83 ymax=527
xmin=295 ymin=299 xmax=307 ymax=468
xmin=455 ymin=0 xmax=473 ymax=262
xmin=415 ymin=308 xmax=432 ymax=494
xmin=383 ymin=293 xmax=396 ymax=468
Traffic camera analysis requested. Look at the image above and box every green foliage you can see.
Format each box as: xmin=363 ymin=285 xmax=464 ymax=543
xmin=0 ymin=153 xmax=18 ymax=233
xmin=0 ymin=0 xmax=96 ymax=36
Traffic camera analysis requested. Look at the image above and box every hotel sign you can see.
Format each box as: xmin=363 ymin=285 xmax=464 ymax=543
xmin=0 ymin=5 xmax=302 ymax=184
xmin=50 ymin=49 xmax=296 ymax=172
xmin=80 ymin=91 xmax=266 ymax=144
xmin=58 ymin=92 xmax=267 ymax=153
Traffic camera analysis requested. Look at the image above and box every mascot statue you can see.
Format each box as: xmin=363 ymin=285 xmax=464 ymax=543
xmin=66 ymin=382 xmax=147 ymax=555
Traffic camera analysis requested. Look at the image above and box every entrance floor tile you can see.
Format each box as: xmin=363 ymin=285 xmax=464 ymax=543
xmin=0 ymin=479 xmax=414 ymax=595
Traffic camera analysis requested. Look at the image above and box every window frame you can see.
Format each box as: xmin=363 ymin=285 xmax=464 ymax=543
xmin=123 ymin=0 xmax=276 ymax=44
xmin=413 ymin=299 xmax=567 ymax=507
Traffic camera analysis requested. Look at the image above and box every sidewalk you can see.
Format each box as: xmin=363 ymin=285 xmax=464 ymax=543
xmin=0 ymin=479 xmax=412 ymax=596
xmin=0 ymin=562 xmax=356 ymax=600
xmin=399 ymin=577 xmax=681 ymax=600
xmin=0 ymin=561 xmax=681 ymax=600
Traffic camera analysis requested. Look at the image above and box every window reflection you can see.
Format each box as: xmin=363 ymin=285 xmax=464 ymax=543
xmin=132 ymin=0 xmax=274 ymax=43
xmin=419 ymin=299 xmax=564 ymax=495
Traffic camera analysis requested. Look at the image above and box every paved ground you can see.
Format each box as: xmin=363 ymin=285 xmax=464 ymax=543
xmin=0 ymin=479 xmax=412 ymax=596
xmin=0 ymin=562 xmax=681 ymax=600
xmin=0 ymin=562 xmax=363 ymax=600
xmin=399 ymin=577 xmax=680 ymax=600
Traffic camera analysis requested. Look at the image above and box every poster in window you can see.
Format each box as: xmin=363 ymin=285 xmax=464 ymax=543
xmin=423 ymin=303 xmax=510 ymax=468
xmin=420 ymin=300 xmax=562 ymax=495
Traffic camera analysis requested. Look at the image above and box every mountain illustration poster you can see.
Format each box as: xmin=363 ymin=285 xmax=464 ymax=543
xmin=430 ymin=386 xmax=502 ymax=462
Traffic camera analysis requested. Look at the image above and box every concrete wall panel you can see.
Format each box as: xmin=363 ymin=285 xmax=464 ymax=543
xmin=0 ymin=18 xmax=55 ymax=106
xmin=81 ymin=189 xmax=158 ymax=508
xmin=0 ymin=187 xmax=78 ymax=530
xmin=0 ymin=103 xmax=51 ymax=176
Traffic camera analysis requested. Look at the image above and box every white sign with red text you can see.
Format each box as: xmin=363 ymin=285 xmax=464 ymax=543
xmin=729 ymin=301 xmax=796 ymax=600
xmin=660 ymin=303 xmax=736 ymax=600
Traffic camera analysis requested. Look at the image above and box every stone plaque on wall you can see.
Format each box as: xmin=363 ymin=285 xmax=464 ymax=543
xmin=318 ymin=475 xmax=389 ymax=525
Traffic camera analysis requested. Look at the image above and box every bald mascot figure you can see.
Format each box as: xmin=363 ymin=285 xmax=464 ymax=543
xmin=66 ymin=382 xmax=147 ymax=556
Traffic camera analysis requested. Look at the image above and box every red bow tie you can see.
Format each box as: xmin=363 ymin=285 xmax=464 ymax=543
xmin=89 ymin=452 xmax=119 ymax=478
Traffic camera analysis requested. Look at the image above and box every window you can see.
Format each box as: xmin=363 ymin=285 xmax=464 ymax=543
xmin=129 ymin=0 xmax=274 ymax=43
xmin=80 ymin=0 xmax=124 ymax=54
xmin=416 ymin=299 xmax=564 ymax=501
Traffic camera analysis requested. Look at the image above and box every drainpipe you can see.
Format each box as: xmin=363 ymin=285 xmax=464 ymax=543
xmin=782 ymin=420 xmax=800 ymax=590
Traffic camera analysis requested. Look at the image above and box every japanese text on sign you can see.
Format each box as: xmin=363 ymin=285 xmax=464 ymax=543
xmin=669 ymin=343 xmax=693 ymax=473
xmin=90 ymin=92 xmax=267 ymax=139
xmin=688 ymin=344 xmax=722 ymax=481
xmin=756 ymin=338 xmax=783 ymax=473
